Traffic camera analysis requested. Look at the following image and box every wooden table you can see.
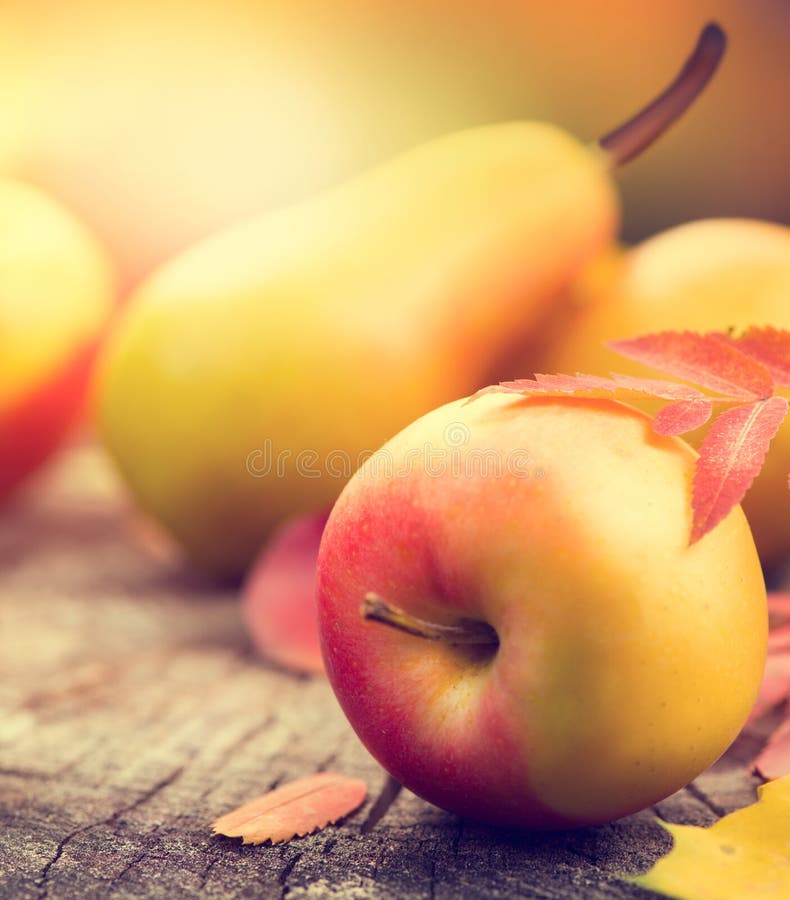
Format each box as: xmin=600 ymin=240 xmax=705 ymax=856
xmin=0 ymin=445 xmax=765 ymax=899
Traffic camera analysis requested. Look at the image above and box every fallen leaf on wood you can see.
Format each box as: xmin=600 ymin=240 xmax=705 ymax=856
xmin=630 ymin=775 xmax=790 ymax=899
xmin=767 ymin=625 xmax=790 ymax=655
xmin=212 ymin=773 xmax=367 ymax=845
xmin=753 ymin=719 xmax=790 ymax=782
xmin=241 ymin=510 xmax=329 ymax=676
xmin=690 ymin=397 xmax=788 ymax=543
xmin=748 ymin=651 xmax=790 ymax=725
xmin=744 ymin=594 xmax=790 ymax=779
xmin=768 ymin=593 xmax=790 ymax=627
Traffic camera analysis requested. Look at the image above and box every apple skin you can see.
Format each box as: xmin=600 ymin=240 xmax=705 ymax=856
xmin=0 ymin=340 xmax=99 ymax=499
xmin=317 ymin=393 xmax=767 ymax=827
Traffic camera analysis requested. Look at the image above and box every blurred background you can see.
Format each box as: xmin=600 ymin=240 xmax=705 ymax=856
xmin=1 ymin=0 xmax=789 ymax=290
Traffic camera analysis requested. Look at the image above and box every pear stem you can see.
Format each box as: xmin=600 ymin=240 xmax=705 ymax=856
xmin=361 ymin=593 xmax=499 ymax=646
xmin=599 ymin=22 xmax=726 ymax=167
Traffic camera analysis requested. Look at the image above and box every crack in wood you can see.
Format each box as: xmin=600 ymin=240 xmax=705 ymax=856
xmin=360 ymin=774 xmax=403 ymax=834
xmin=113 ymin=848 xmax=151 ymax=884
xmin=684 ymin=781 xmax=728 ymax=819
xmin=278 ymin=850 xmax=302 ymax=898
xmin=0 ymin=766 xmax=49 ymax=780
xmin=369 ymin=842 xmax=387 ymax=882
xmin=428 ymin=858 xmax=437 ymax=900
xmin=217 ymin=715 xmax=276 ymax=767
xmin=314 ymin=752 xmax=338 ymax=774
xmin=197 ymin=855 xmax=220 ymax=893
xmin=35 ymin=764 xmax=186 ymax=897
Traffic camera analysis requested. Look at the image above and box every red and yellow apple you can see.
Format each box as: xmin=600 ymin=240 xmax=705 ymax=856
xmin=0 ymin=179 xmax=114 ymax=501
xmin=317 ymin=393 xmax=766 ymax=827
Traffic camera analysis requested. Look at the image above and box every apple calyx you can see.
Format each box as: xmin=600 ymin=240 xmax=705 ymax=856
xmin=361 ymin=593 xmax=499 ymax=647
xmin=599 ymin=22 xmax=726 ymax=167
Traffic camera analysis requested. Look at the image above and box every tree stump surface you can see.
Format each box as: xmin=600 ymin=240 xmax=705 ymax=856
xmin=0 ymin=445 xmax=765 ymax=899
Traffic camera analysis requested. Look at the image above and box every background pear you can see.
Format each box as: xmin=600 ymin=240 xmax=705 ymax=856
xmin=537 ymin=219 xmax=790 ymax=566
xmin=0 ymin=2 xmax=786 ymax=286
xmin=98 ymin=123 xmax=617 ymax=575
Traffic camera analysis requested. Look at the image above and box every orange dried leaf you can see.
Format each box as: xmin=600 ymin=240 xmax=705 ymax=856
xmin=609 ymin=331 xmax=774 ymax=399
xmin=726 ymin=327 xmax=790 ymax=389
xmin=631 ymin=776 xmax=790 ymax=899
xmin=690 ymin=397 xmax=788 ymax=544
xmin=212 ymin=773 xmax=367 ymax=845
xmin=653 ymin=400 xmax=714 ymax=436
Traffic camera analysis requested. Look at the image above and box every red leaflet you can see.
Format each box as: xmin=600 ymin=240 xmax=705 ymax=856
xmin=475 ymin=327 xmax=790 ymax=544
xmin=482 ymin=372 xmax=706 ymax=401
xmin=212 ymin=773 xmax=367 ymax=844
xmin=241 ymin=510 xmax=329 ymax=676
xmin=753 ymin=718 xmax=790 ymax=781
xmin=769 ymin=593 xmax=790 ymax=627
xmin=652 ymin=399 xmax=713 ymax=436
xmin=609 ymin=331 xmax=774 ymax=399
xmin=769 ymin=625 xmax=790 ymax=655
xmin=609 ymin=373 xmax=706 ymax=401
xmin=745 ymin=594 xmax=790 ymax=778
xmin=726 ymin=327 xmax=790 ymax=388
xmin=690 ymin=397 xmax=788 ymax=544
xmin=748 ymin=651 xmax=790 ymax=725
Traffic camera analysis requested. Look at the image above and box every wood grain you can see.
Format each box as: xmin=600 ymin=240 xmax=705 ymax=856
xmin=0 ymin=444 xmax=766 ymax=899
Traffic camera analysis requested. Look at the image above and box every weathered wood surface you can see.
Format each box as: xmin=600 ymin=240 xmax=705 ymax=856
xmin=0 ymin=444 xmax=766 ymax=899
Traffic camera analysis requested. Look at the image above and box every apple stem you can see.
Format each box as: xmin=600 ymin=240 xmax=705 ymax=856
xmin=361 ymin=593 xmax=499 ymax=646
xmin=598 ymin=22 xmax=726 ymax=167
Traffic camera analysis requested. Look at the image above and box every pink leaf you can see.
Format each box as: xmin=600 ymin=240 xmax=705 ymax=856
xmin=609 ymin=331 xmax=774 ymax=399
xmin=653 ymin=399 xmax=714 ymax=436
xmin=748 ymin=652 xmax=790 ymax=724
xmin=753 ymin=717 xmax=790 ymax=780
xmin=470 ymin=372 xmax=706 ymax=403
xmin=725 ymin=326 xmax=790 ymax=389
xmin=242 ymin=510 xmax=329 ymax=675
xmin=608 ymin=373 xmax=706 ymax=401
xmin=769 ymin=593 xmax=790 ymax=627
xmin=769 ymin=626 xmax=790 ymax=655
xmin=690 ymin=396 xmax=789 ymax=544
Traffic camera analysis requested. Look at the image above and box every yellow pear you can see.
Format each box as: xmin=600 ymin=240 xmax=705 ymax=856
xmin=98 ymin=26 xmax=724 ymax=576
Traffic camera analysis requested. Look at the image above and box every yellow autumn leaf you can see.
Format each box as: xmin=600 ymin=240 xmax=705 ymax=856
xmin=631 ymin=775 xmax=790 ymax=899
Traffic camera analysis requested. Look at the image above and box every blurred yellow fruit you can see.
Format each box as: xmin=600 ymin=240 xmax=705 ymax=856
xmin=0 ymin=1 xmax=785 ymax=283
